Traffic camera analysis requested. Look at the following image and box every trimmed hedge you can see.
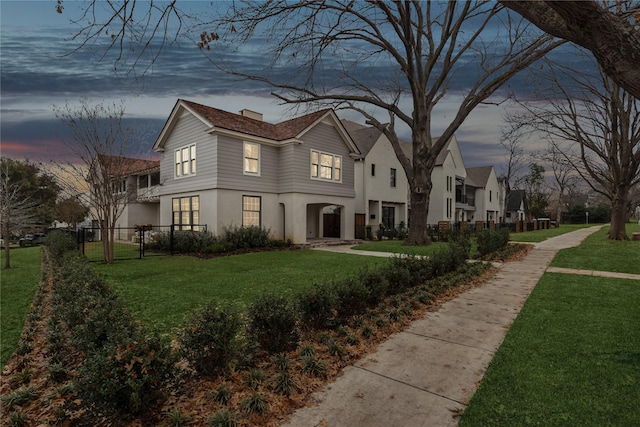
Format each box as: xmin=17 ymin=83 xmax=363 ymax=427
xmin=43 ymin=242 xmax=176 ymax=416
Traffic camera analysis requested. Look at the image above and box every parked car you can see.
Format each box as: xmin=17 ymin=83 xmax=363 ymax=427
xmin=19 ymin=233 xmax=46 ymax=247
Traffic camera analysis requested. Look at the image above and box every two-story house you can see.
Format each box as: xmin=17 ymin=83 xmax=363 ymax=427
xmin=151 ymin=99 xmax=361 ymax=244
xmin=342 ymin=120 xmax=410 ymax=237
xmin=428 ymin=135 xmax=467 ymax=224
xmin=464 ymin=166 xmax=501 ymax=224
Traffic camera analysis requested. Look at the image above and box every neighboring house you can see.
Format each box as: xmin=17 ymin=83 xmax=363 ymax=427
xmin=342 ymin=120 xmax=410 ymax=236
xmin=504 ymin=189 xmax=527 ymax=223
xmin=428 ymin=135 xmax=467 ymax=225
xmin=152 ymin=99 xmax=360 ymax=244
xmin=88 ymin=155 xmax=160 ymax=238
xmin=465 ymin=166 xmax=502 ymax=224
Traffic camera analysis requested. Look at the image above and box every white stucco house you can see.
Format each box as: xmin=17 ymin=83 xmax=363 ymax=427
xmin=342 ymin=120 xmax=410 ymax=237
xmin=464 ymin=166 xmax=502 ymax=224
xmin=427 ymin=135 xmax=467 ymax=224
xmin=150 ymin=99 xmax=361 ymax=244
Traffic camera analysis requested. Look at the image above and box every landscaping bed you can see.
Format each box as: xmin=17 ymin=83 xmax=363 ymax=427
xmin=1 ymin=230 xmax=515 ymax=426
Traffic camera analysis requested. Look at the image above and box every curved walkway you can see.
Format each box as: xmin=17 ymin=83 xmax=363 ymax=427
xmin=283 ymin=226 xmax=609 ymax=427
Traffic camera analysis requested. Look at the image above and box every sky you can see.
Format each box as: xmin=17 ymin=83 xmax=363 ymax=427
xmin=0 ymin=1 xmax=588 ymax=175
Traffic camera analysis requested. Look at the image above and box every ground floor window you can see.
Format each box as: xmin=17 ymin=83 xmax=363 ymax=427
xmin=172 ymin=195 xmax=200 ymax=230
xmin=382 ymin=206 xmax=395 ymax=228
xmin=242 ymin=195 xmax=261 ymax=227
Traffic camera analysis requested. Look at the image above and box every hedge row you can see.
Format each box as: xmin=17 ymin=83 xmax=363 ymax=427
xmin=148 ymin=225 xmax=291 ymax=255
xmin=43 ymin=231 xmax=176 ymax=416
xmin=39 ymin=228 xmax=508 ymax=418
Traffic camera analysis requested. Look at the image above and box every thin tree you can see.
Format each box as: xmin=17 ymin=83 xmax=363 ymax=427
xmin=522 ymin=163 xmax=549 ymax=219
xmin=54 ymin=99 xmax=145 ymax=263
xmin=56 ymin=195 xmax=90 ymax=229
xmin=0 ymin=158 xmax=39 ymax=269
xmin=542 ymin=143 xmax=579 ymax=224
xmin=497 ymin=126 xmax=528 ymax=221
xmin=511 ymin=60 xmax=640 ymax=240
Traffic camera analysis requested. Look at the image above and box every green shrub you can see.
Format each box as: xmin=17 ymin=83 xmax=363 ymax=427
xmin=178 ymin=301 xmax=246 ymax=376
xmin=333 ymin=277 xmax=370 ymax=317
xmin=360 ymin=268 xmax=391 ymax=301
xmin=75 ymin=330 xmax=176 ymax=415
xmin=296 ymin=283 xmax=338 ymax=329
xmin=223 ymin=225 xmax=270 ymax=250
xmin=44 ymin=230 xmax=77 ymax=263
xmin=248 ymin=294 xmax=298 ymax=354
xmin=476 ymin=228 xmax=510 ymax=257
xmin=242 ymin=392 xmax=267 ymax=415
xmin=272 ymin=370 xmax=298 ymax=396
xmin=208 ymin=409 xmax=238 ymax=427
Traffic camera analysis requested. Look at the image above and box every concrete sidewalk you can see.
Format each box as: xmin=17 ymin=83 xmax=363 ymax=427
xmin=283 ymin=226 xmax=605 ymax=427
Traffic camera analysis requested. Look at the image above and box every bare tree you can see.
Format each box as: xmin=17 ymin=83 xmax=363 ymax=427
xmin=0 ymin=158 xmax=39 ymax=269
xmin=59 ymin=1 xmax=563 ymax=245
xmin=54 ymin=99 xmax=146 ymax=263
xmin=497 ymin=126 xmax=528 ymax=220
xmin=500 ymin=0 xmax=640 ymax=99
xmin=511 ymin=61 xmax=640 ymax=240
xmin=542 ymin=143 xmax=579 ymax=224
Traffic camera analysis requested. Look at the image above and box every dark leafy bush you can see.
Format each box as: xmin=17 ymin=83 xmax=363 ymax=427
xmin=248 ymin=294 xmax=298 ymax=354
xmin=75 ymin=330 xmax=176 ymax=416
xmin=296 ymin=283 xmax=338 ymax=329
xmin=223 ymin=225 xmax=271 ymax=250
xmin=44 ymin=230 xmax=77 ymax=263
xmin=150 ymin=230 xmax=219 ymax=254
xmin=359 ymin=268 xmax=391 ymax=301
xmin=333 ymin=277 xmax=370 ymax=317
xmin=476 ymin=228 xmax=510 ymax=257
xmin=178 ymin=301 xmax=246 ymax=376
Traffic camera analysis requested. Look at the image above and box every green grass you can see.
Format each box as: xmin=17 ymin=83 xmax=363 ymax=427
xmin=509 ymin=223 xmax=598 ymax=243
xmin=1 ymin=247 xmax=41 ymax=366
xmin=352 ymin=239 xmax=450 ymax=256
xmin=93 ymin=249 xmax=384 ymax=335
xmin=551 ymin=223 xmax=640 ymax=274
xmin=81 ymin=241 xmax=141 ymax=262
xmin=460 ymin=273 xmax=640 ymax=426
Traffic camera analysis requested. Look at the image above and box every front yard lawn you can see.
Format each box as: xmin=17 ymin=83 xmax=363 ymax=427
xmin=509 ymin=223 xmax=597 ymax=243
xmin=551 ymin=223 xmax=640 ymax=274
xmin=460 ymin=273 xmax=640 ymax=426
xmin=1 ymin=247 xmax=41 ymax=366
xmin=352 ymin=239 xmax=450 ymax=256
xmin=93 ymin=249 xmax=384 ymax=335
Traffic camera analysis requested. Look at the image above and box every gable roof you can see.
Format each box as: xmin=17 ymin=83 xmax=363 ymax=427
xmin=342 ymin=119 xmax=414 ymax=160
xmin=154 ymin=99 xmax=360 ymax=154
xmin=506 ymin=189 xmax=526 ymax=211
xmin=92 ymin=154 xmax=160 ymax=177
xmin=465 ymin=166 xmax=494 ymax=188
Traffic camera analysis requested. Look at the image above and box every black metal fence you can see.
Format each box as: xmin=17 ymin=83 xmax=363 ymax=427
xmin=78 ymin=224 xmax=207 ymax=262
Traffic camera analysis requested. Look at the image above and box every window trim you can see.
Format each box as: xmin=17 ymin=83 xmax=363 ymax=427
xmin=310 ymin=149 xmax=342 ymax=183
xmin=243 ymin=141 xmax=261 ymax=176
xmin=175 ymin=143 xmax=196 ymax=178
xmin=242 ymin=195 xmax=261 ymax=227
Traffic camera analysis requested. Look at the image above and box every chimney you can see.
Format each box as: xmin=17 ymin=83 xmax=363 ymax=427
xmin=239 ymin=109 xmax=263 ymax=121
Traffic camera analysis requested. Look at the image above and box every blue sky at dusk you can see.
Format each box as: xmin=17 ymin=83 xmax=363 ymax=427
xmin=1 ymin=1 xmax=588 ymax=172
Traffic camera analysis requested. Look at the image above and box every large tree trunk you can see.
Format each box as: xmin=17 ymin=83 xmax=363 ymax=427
xmin=405 ymin=127 xmax=436 ymax=246
xmin=608 ymin=185 xmax=630 ymax=240
xmin=406 ymin=183 xmax=433 ymax=246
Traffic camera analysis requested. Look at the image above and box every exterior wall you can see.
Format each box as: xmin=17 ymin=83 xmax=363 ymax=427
xmin=281 ymin=122 xmax=356 ymax=198
xmin=359 ymin=135 xmax=409 ymax=229
xmin=158 ymin=111 xmax=219 ymax=197
xmin=483 ymin=168 xmax=502 ymax=222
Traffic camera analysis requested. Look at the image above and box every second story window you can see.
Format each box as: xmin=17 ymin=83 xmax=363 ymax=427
xmin=371 ymin=163 xmax=376 ymax=176
xmin=311 ymin=150 xmax=342 ymax=182
xmin=390 ymin=168 xmax=396 ymax=188
xmin=244 ymin=142 xmax=260 ymax=175
xmin=175 ymin=144 xmax=196 ymax=178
